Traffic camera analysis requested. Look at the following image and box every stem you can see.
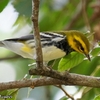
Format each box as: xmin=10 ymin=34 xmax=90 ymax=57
xmin=82 ymin=0 xmax=91 ymax=31
xmin=32 ymin=0 xmax=43 ymax=68
xmin=56 ymin=85 xmax=74 ymax=100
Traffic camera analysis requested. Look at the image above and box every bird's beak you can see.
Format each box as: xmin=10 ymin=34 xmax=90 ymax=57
xmin=85 ymin=54 xmax=91 ymax=61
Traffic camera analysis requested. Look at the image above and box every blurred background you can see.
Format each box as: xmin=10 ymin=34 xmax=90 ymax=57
xmin=0 ymin=0 xmax=100 ymax=100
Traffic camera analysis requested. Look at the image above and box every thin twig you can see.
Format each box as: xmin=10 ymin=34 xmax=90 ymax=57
xmin=32 ymin=0 xmax=43 ymax=68
xmin=64 ymin=2 xmax=82 ymax=30
xmin=82 ymin=0 xmax=91 ymax=31
xmin=45 ymin=86 xmax=51 ymax=100
xmin=56 ymin=85 xmax=74 ymax=100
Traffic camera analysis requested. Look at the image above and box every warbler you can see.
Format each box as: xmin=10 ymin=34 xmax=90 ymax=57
xmin=0 ymin=30 xmax=90 ymax=62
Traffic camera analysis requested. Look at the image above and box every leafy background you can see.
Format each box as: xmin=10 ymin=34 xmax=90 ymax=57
xmin=0 ymin=0 xmax=100 ymax=100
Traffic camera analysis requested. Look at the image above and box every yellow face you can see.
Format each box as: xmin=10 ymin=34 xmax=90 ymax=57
xmin=66 ymin=31 xmax=90 ymax=60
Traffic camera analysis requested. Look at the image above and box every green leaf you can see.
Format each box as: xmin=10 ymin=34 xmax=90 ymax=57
xmin=0 ymin=0 xmax=9 ymax=12
xmin=6 ymin=89 xmax=18 ymax=100
xmin=12 ymin=15 xmax=31 ymax=34
xmin=12 ymin=0 xmax=32 ymax=17
xmin=91 ymin=47 xmax=100 ymax=57
xmin=81 ymin=88 xmax=95 ymax=100
xmin=0 ymin=90 xmax=8 ymax=95
xmin=60 ymin=96 xmax=68 ymax=100
xmin=0 ymin=89 xmax=18 ymax=100
xmin=58 ymin=52 xmax=84 ymax=71
xmin=94 ymin=95 xmax=100 ymax=100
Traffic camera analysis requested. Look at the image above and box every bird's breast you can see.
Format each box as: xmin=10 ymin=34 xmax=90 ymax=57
xmin=42 ymin=45 xmax=66 ymax=61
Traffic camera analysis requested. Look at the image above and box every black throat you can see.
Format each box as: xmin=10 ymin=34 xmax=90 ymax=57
xmin=54 ymin=38 xmax=74 ymax=55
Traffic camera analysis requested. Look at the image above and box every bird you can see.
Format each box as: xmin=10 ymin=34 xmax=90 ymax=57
xmin=0 ymin=30 xmax=90 ymax=62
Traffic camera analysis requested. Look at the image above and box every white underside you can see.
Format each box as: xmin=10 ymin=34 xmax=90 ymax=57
xmin=42 ymin=46 xmax=66 ymax=61
xmin=0 ymin=41 xmax=66 ymax=62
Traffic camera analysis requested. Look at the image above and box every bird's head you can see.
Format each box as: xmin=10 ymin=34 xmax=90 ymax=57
xmin=65 ymin=30 xmax=90 ymax=60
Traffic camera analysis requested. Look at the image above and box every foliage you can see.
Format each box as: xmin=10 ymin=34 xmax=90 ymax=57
xmin=0 ymin=89 xmax=18 ymax=100
xmin=0 ymin=0 xmax=100 ymax=100
xmin=0 ymin=0 xmax=9 ymax=12
xmin=58 ymin=52 xmax=84 ymax=71
xmin=94 ymin=95 xmax=100 ymax=100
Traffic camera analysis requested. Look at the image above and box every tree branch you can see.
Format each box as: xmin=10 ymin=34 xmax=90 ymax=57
xmin=32 ymin=0 xmax=43 ymax=68
xmin=0 ymin=77 xmax=67 ymax=91
xmin=29 ymin=68 xmax=100 ymax=87
xmin=0 ymin=71 xmax=100 ymax=91
xmin=29 ymin=68 xmax=69 ymax=81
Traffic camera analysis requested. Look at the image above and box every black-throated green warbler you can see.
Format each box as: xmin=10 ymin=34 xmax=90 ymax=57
xmin=0 ymin=30 xmax=90 ymax=62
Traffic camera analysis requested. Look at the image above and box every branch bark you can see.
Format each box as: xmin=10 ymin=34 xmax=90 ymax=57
xmin=0 ymin=71 xmax=100 ymax=91
xmin=29 ymin=68 xmax=100 ymax=87
xmin=0 ymin=77 xmax=67 ymax=91
xmin=32 ymin=0 xmax=43 ymax=68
